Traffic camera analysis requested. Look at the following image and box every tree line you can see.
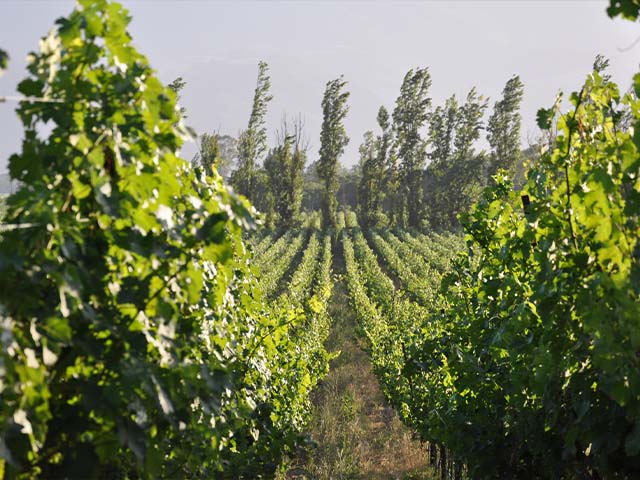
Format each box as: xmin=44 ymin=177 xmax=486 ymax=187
xmin=183 ymin=60 xmax=528 ymax=232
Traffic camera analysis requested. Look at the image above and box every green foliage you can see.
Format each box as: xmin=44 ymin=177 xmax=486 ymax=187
xmin=301 ymin=161 xmax=324 ymax=214
xmin=275 ymin=232 xmax=320 ymax=306
xmin=256 ymin=230 xmax=307 ymax=299
xmin=335 ymin=209 xmax=346 ymax=234
xmin=0 ymin=48 xmax=8 ymax=76
xmin=194 ymin=133 xmax=236 ymax=180
xmin=536 ymin=106 xmax=555 ymax=130
xmin=350 ymin=228 xmax=394 ymax=308
xmin=358 ymin=106 xmax=392 ymax=228
xmin=342 ymin=229 xmax=389 ymax=358
xmin=249 ymin=231 xmax=274 ymax=257
xmin=0 ymin=3 xmax=321 ymax=477
xmin=425 ymin=88 xmax=489 ymax=230
xmin=397 ymin=230 xmax=454 ymax=274
xmin=273 ymin=231 xmax=335 ymax=404
xmin=167 ymin=76 xmax=187 ymax=118
xmin=428 ymin=94 xmax=458 ymax=165
xmin=368 ymin=231 xmax=435 ymax=305
xmin=167 ymin=76 xmax=186 ymax=94
xmin=232 ymin=61 xmax=273 ymax=202
xmin=356 ymin=131 xmax=377 ymax=225
xmin=487 ymin=75 xmax=525 ymax=179
xmin=392 ymin=67 xmax=432 ymax=228
xmin=317 ymin=76 xmax=350 ymax=229
xmin=341 ymin=212 xmax=462 ymax=475
xmin=339 ymin=55 xmax=640 ymax=479
xmin=336 ymin=164 xmax=360 ymax=213
xmin=264 ymin=125 xmax=307 ymax=229
xmin=3 ymin=2 xmax=638 ymax=478
xmin=194 ymin=134 xmax=238 ymax=180
xmin=195 ymin=132 xmax=221 ymax=176
xmin=397 ymin=66 xmax=640 ymax=477
xmin=247 ymin=219 xmax=334 ymax=476
xmin=253 ymin=230 xmax=295 ymax=273
xmin=290 ymin=147 xmax=306 ymax=217
xmin=454 ymin=87 xmax=488 ymax=160
xmin=607 ymin=0 xmax=640 ymax=19
xmin=254 ymin=168 xmax=277 ymax=229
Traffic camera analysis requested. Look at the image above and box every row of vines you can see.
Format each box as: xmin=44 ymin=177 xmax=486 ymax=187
xmin=340 ymin=61 xmax=640 ymax=479
xmin=0 ymin=2 xmax=334 ymax=478
xmin=340 ymin=210 xmax=464 ymax=478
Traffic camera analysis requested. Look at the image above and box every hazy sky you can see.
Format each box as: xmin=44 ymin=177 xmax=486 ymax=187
xmin=0 ymin=1 xmax=638 ymax=171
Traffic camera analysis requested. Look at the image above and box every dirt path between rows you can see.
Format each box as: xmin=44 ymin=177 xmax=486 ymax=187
xmin=283 ymin=247 xmax=433 ymax=480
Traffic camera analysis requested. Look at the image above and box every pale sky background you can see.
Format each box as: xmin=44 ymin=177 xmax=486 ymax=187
xmin=0 ymin=0 xmax=639 ymax=172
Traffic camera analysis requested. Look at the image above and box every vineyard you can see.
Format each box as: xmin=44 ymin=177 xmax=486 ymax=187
xmin=230 ymin=209 xmax=463 ymax=478
xmin=1 ymin=0 xmax=640 ymax=478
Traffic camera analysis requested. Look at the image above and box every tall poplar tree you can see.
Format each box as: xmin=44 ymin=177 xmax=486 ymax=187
xmin=194 ymin=133 xmax=236 ymax=179
xmin=264 ymin=118 xmax=307 ymax=228
xmin=425 ymin=88 xmax=488 ymax=229
xmin=359 ymin=106 xmax=391 ymax=227
xmin=392 ymin=67 xmax=432 ymax=228
xmin=289 ymin=134 xmax=307 ymax=224
xmin=317 ymin=76 xmax=350 ymax=229
xmin=376 ymin=106 xmax=392 ymax=173
xmin=424 ymin=95 xmax=459 ymax=228
xmin=231 ymin=61 xmax=273 ymax=201
xmin=168 ymin=76 xmax=187 ymax=119
xmin=357 ymin=130 xmax=377 ymax=225
xmin=486 ymin=75 xmax=524 ymax=178
xmin=455 ymin=87 xmax=487 ymax=159
xmin=428 ymin=94 xmax=459 ymax=167
xmin=195 ymin=133 xmax=220 ymax=176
